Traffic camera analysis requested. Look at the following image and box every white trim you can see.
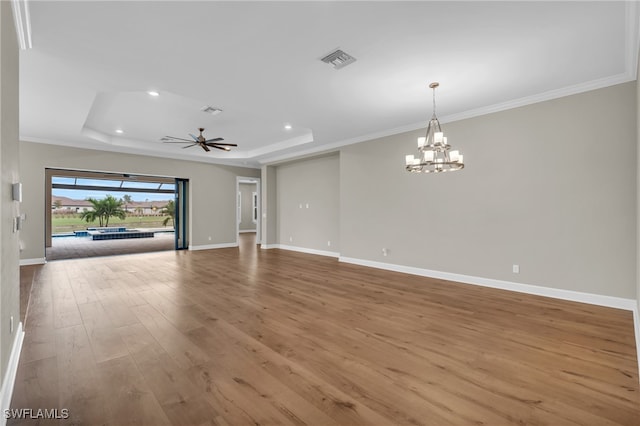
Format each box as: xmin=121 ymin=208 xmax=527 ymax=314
xmin=265 ymin=244 xmax=339 ymax=258
xmin=19 ymin=258 xmax=45 ymax=266
xmin=440 ymin=73 xmax=634 ymax=125
xmin=0 ymin=322 xmax=24 ymax=426
xmin=626 ymin=0 xmax=639 ymax=80
xmin=188 ymin=242 xmax=238 ymax=251
xmin=633 ymin=306 xmax=640 ymax=383
xmin=338 ymin=256 xmax=636 ymax=311
xmin=239 ymin=229 xmax=257 ymax=234
xmin=236 ymin=177 xmax=261 ymax=246
xmin=10 ymin=0 xmax=32 ymax=50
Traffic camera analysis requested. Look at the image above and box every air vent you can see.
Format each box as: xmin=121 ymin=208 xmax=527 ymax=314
xmin=321 ymin=49 xmax=356 ymax=70
xmin=201 ymin=106 xmax=223 ymax=115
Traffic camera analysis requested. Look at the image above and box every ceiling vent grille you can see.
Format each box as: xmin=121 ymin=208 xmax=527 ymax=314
xmin=201 ymin=106 xmax=223 ymax=115
xmin=321 ymin=49 xmax=356 ymax=69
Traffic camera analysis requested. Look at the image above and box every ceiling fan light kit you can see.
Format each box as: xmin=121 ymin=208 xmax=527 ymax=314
xmin=405 ymin=82 xmax=464 ymax=174
xmin=162 ymin=128 xmax=237 ymax=153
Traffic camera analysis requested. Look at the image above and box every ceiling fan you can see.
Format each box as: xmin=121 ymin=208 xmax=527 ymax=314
xmin=161 ymin=128 xmax=237 ymax=152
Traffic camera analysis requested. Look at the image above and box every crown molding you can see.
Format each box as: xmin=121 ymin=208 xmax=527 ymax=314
xmin=10 ymin=0 xmax=32 ymax=50
xmin=626 ymin=0 xmax=639 ymax=80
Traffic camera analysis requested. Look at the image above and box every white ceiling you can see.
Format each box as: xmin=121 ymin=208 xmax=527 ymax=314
xmin=19 ymin=1 xmax=638 ymax=168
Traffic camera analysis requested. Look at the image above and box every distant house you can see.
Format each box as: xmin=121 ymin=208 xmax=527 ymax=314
xmin=51 ymin=196 xmax=92 ymax=213
xmin=127 ymin=200 xmax=171 ymax=215
xmin=52 ymin=196 xmax=171 ymax=215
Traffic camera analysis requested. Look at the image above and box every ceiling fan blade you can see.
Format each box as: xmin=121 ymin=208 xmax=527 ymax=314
xmin=204 ymin=137 xmax=224 ymax=143
xmin=181 ymin=143 xmax=198 ymax=149
xmin=162 ymin=136 xmax=193 ymax=142
xmin=206 ymin=142 xmax=237 ymax=147
xmin=189 ymin=133 xmax=199 ymax=142
xmin=202 ymin=144 xmax=210 ymax=152
xmin=208 ymin=144 xmax=231 ymax=151
xmin=163 ymin=141 xmax=192 ymax=144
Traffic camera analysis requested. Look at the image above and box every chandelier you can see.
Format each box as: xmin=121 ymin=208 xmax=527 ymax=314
xmin=405 ymin=82 xmax=464 ymax=173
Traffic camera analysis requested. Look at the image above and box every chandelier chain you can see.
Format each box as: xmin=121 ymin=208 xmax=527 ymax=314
xmin=432 ymin=86 xmax=437 ymax=119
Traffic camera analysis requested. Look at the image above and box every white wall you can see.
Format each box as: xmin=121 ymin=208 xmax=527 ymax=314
xmin=276 ymin=154 xmax=339 ymax=253
xmin=19 ymin=142 xmax=260 ymax=259
xmin=340 ymin=82 xmax=636 ymax=299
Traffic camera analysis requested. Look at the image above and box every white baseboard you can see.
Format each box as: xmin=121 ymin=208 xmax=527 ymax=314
xmin=0 ymin=322 xmax=24 ymax=426
xmin=189 ymin=242 xmax=238 ymax=251
xmin=19 ymin=258 xmax=45 ymax=266
xmin=262 ymin=244 xmax=339 ymax=258
xmin=279 ymin=245 xmax=340 ymax=258
xmin=239 ymin=230 xmax=257 ymax=234
xmin=338 ymin=256 xmax=636 ymax=311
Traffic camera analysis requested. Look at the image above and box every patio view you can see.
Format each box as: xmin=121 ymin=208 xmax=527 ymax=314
xmin=47 ymin=172 xmax=179 ymax=260
xmin=52 ymin=195 xmax=174 ymax=235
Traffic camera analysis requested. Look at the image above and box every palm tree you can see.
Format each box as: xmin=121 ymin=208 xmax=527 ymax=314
xmin=79 ymin=195 xmax=126 ymax=227
xmin=80 ymin=198 xmax=104 ymax=226
xmin=121 ymin=194 xmax=132 ymax=215
xmin=160 ymin=200 xmax=175 ymax=228
xmin=100 ymin=195 xmax=127 ymax=227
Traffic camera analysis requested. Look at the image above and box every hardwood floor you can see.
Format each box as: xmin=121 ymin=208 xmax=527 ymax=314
xmin=10 ymin=234 xmax=640 ymax=425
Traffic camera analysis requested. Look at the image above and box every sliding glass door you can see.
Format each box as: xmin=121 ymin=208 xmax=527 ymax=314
xmin=175 ymin=178 xmax=189 ymax=250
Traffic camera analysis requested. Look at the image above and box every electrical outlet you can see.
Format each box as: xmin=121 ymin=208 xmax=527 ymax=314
xmin=382 ymin=248 xmax=388 ymax=257
xmin=289 ymin=236 xmax=293 ymax=242
xmin=327 ymin=241 xmax=331 ymax=247
xmin=306 ymin=203 xmax=309 ymax=209
xmin=512 ymin=264 xmax=520 ymax=274
xmin=208 ymin=236 xmax=212 ymax=241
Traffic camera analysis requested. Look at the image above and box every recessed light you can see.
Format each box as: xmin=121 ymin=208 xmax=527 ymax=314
xmin=284 ymin=124 xmax=292 ymax=130
xmin=147 ymin=91 xmax=160 ymax=97
xmin=115 ymin=129 xmax=124 ymax=134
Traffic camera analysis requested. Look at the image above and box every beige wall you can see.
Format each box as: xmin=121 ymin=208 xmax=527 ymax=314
xmin=340 ymin=82 xmax=636 ymax=299
xmin=262 ymin=165 xmax=278 ymax=246
xmin=19 ymin=142 xmax=259 ymax=259
xmin=276 ymin=154 xmax=339 ymax=252
xmin=239 ymin=182 xmax=257 ymax=231
xmin=0 ymin=0 xmax=20 ymax=380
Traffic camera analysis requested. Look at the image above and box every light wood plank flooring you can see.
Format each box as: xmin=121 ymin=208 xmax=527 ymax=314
xmin=10 ymin=234 xmax=640 ymax=425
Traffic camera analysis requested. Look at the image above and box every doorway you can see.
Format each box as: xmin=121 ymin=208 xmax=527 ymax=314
xmin=236 ymin=177 xmax=260 ymax=246
xmin=46 ymin=168 xmax=188 ymax=260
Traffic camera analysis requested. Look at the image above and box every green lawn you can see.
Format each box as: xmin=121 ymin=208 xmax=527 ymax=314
xmin=52 ymin=214 xmax=174 ymax=234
